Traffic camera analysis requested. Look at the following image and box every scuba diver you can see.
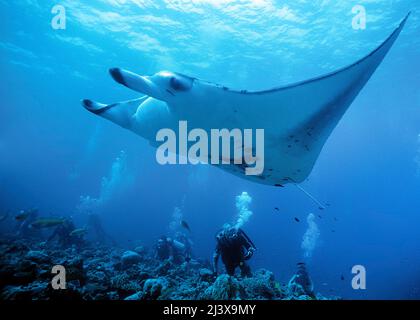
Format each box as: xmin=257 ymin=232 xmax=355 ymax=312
xmin=213 ymin=225 xmax=256 ymax=277
xmin=47 ymin=218 xmax=84 ymax=248
xmin=156 ymin=236 xmax=172 ymax=260
xmin=288 ymin=262 xmax=315 ymax=298
xmin=86 ymin=212 xmax=116 ymax=246
xmin=174 ymin=231 xmax=193 ymax=261
xmin=155 ymin=236 xmax=188 ymax=264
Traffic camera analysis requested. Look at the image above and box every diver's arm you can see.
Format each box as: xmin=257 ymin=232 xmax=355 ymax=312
xmin=243 ymin=247 xmax=255 ymax=260
xmin=237 ymin=229 xmax=249 ymax=250
xmin=238 ymin=229 xmax=256 ymax=260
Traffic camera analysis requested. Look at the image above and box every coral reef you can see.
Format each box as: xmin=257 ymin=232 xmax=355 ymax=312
xmin=0 ymin=238 xmax=338 ymax=301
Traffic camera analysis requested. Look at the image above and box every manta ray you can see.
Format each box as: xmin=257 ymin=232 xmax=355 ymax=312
xmin=83 ymin=14 xmax=408 ymax=187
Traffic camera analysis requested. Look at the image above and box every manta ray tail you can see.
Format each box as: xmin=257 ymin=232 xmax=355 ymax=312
xmin=294 ymin=184 xmax=326 ymax=210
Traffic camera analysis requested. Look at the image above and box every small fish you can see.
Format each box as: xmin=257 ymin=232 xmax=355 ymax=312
xmin=340 ymin=275 xmax=345 ymax=281
xmin=274 ymin=207 xmax=279 ymax=211
xmin=318 ymin=215 xmax=322 ymax=219
xmin=297 ymin=262 xmax=305 ymax=266
xmin=69 ymin=228 xmax=87 ymax=237
xmin=294 ymin=217 xmax=300 ymax=223
xmin=334 ymin=217 xmax=338 ymax=221
xmin=181 ymin=220 xmax=191 ymax=232
xmin=15 ymin=211 xmax=30 ymax=221
xmin=30 ymin=218 xmax=66 ymax=229
xmin=331 ymin=230 xmax=336 ymax=233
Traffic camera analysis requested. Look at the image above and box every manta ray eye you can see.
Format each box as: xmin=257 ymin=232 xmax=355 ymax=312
xmin=170 ymin=76 xmax=191 ymax=92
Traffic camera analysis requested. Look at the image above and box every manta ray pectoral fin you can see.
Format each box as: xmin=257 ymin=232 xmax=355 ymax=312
xmin=286 ymin=12 xmax=410 ymax=181
xmin=109 ymin=68 xmax=163 ymax=100
xmin=234 ymin=13 xmax=408 ymax=184
xmin=82 ymin=97 xmax=147 ymax=129
xmin=197 ymin=14 xmax=409 ymax=185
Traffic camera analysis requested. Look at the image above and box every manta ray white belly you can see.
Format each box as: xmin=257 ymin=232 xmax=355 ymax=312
xmin=82 ymin=14 xmax=409 ymax=187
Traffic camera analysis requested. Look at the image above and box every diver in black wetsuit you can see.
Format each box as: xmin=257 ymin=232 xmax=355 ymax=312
xmin=288 ymin=262 xmax=315 ymax=298
xmin=213 ymin=226 xmax=256 ymax=277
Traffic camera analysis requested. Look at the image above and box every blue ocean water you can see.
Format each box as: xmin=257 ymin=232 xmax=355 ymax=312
xmin=0 ymin=0 xmax=419 ymax=299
